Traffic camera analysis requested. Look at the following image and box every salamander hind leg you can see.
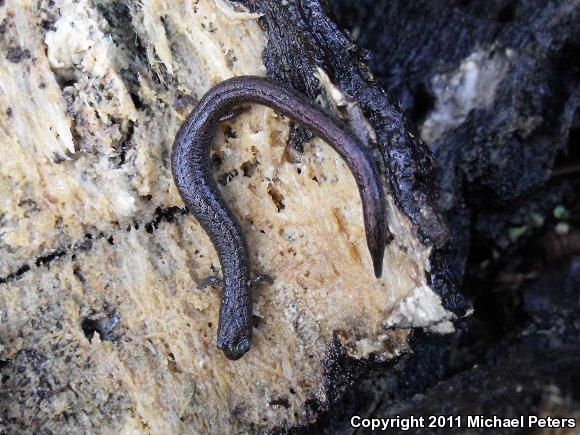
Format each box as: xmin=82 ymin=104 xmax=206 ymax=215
xmin=199 ymin=275 xmax=223 ymax=290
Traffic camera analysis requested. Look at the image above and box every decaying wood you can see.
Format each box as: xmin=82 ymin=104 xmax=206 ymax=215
xmin=0 ymin=0 xmax=465 ymax=432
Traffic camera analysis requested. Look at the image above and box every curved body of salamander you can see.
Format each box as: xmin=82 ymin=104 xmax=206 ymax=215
xmin=171 ymin=76 xmax=387 ymax=360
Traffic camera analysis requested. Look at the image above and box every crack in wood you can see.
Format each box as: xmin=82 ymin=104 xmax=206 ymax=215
xmin=0 ymin=206 xmax=187 ymax=285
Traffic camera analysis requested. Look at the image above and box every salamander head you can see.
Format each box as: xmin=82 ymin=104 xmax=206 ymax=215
xmin=217 ymin=330 xmax=251 ymax=360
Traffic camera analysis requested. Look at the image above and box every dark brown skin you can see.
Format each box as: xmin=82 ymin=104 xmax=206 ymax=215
xmin=172 ymin=76 xmax=387 ymax=360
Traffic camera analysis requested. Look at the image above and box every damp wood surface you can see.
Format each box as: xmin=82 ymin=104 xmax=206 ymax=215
xmin=0 ymin=0 xmax=457 ymax=433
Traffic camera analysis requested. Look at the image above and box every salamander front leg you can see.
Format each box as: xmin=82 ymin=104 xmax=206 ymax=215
xmin=248 ymin=274 xmax=274 ymax=288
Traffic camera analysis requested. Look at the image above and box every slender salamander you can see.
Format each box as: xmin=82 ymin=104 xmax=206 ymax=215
xmin=171 ymin=76 xmax=387 ymax=360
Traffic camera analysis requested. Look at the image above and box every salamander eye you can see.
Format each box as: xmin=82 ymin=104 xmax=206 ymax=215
xmin=235 ymin=338 xmax=250 ymax=356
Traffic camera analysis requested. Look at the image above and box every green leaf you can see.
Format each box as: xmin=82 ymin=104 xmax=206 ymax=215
xmin=528 ymin=212 xmax=544 ymax=227
xmin=553 ymin=205 xmax=567 ymax=220
xmin=509 ymin=225 xmax=528 ymax=241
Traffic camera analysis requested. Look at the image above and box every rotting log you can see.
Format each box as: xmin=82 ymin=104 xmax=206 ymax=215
xmin=0 ymin=0 xmax=466 ymax=432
